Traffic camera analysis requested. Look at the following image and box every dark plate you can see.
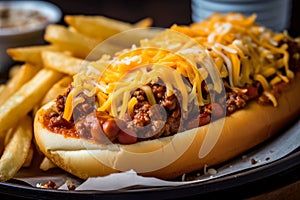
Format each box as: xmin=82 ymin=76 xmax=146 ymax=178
xmin=0 ymin=146 xmax=300 ymax=200
xmin=0 ymin=114 xmax=299 ymax=200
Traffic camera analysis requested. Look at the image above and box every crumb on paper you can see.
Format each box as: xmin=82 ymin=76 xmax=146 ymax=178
xmin=250 ymin=158 xmax=257 ymax=165
xmin=36 ymin=179 xmax=76 ymax=190
xmin=250 ymin=158 xmax=261 ymax=165
xmin=36 ymin=180 xmax=59 ymax=190
xmin=203 ymin=164 xmax=218 ymax=175
xmin=65 ymin=179 xmax=76 ymax=190
xmin=207 ymin=168 xmax=217 ymax=175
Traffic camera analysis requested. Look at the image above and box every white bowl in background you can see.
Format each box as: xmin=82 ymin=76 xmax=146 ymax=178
xmin=0 ymin=0 xmax=62 ymax=74
xmin=191 ymin=0 xmax=292 ymax=32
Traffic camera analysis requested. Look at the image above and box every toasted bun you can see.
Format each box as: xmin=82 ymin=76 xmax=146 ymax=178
xmin=34 ymin=73 xmax=300 ymax=180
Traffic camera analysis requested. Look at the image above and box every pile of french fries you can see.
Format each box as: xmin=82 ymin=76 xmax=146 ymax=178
xmin=0 ymin=15 xmax=153 ymax=182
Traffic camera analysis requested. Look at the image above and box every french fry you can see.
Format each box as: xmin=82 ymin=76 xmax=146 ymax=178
xmin=0 ymin=69 xmax=62 ymax=132
xmin=0 ymin=85 xmax=4 ymax=94
xmin=0 ymin=128 xmax=12 ymax=160
xmin=0 ymin=14 xmax=157 ymax=182
xmin=7 ymin=45 xmax=58 ymax=67
xmin=133 ymin=17 xmax=153 ymax=28
xmin=65 ymin=15 xmax=153 ymax=40
xmin=0 ymin=63 xmax=41 ymax=106
xmin=65 ymin=15 xmax=132 ymax=40
xmin=8 ymin=65 xmax=21 ymax=78
xmin=3 ymin=129 xmax=13 ymax=147
xmin=40 ymin=76 xmax=73 ymax=106
xmin=0 ymin=129 xmax=7 ymax=156
xmin=0 ymin=115 xmax=32 ymax=181
xmin=42 ymin=51 xmax=86 ymax=76
xmin=22 ymin=144 xmax=34 ymax=168
xmin=44 ymin=25 xmax=101 ymax=58
xmin=39 ymin=157 xmax=57 ymax=171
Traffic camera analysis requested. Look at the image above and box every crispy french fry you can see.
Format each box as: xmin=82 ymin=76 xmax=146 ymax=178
xmin=8 ymin=65 xmax=21 ymax=78
xmin=0 ymin=129 xmax=7 ymax=156
xmin=133 ymin=17 xmax=153 ymax=28
xmin=42 ymin=51 xmax=86 ymax=76
xmin=40 ymin=76 xmax=73 ymax=106
xmin=0 ymin=63 xmax=41 ymax=106
xmin=7 ymin=45 xmax=58 ymax=67
xmin=0 ymin=115 xmax=32 ymax=181
xmin=44 ymin=25 xmax=101 ymax=58
xmin=0 ymin=128 xmax=12 ymax=158
xmin=0 ymin=85 xmax=4 ymax=94
xmin=22 ymin=144 xmax=34 ymax=168
xmin=0 ymin=69 xmax=62 ymax=132
xmin=39 ymin=157 xmax=57 ymax=171
xmin=0 ymin=14 xmax=156 ymax=182
xmin=65 ymin=15 xmax=153 ymax=41
xmin=65 ymin=15 xmax=132 ymax=40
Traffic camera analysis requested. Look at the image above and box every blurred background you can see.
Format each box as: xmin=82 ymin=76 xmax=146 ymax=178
xmin=0 ymin=1 xmax=300 ymax=199
xmin=1 ymin=0 xmax=299 ymax=79
xmin=46 ymin=0 xmax=300 ymax=37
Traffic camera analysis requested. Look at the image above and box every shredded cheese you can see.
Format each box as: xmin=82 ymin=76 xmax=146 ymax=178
xmin=263 ymin=91 xmax=278 ymax=107
xmin=64 ymin=13 xmax=295 ymax=119
xmin=62 ymin=89 xmax=75 ymax=121
xmin=128 ymin=97 xmax=138 ymax=116
xmin=171 ymin=12 xmax=294 ymax=106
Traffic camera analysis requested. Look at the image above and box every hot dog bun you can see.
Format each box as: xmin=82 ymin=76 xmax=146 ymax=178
xmin=34 ymin=72 xmax=300 ymax=180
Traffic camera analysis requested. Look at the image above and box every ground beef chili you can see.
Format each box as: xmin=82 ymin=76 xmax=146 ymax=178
xmin=42 ymin=39 xmax=300 ymax=145
xmin=43 ymin=81 xmax=244 ymax=144
xmin=42 ymin=79 xmax=290 ymax=144
xmin=43 ymin=108 xmax=77 ymax=138
xmin=280 ymin=39 xmax=300 ymax=72
xmin=126 ymin=83 xmax=181 ymax=140
xmin=225 ymin=81 xmax=262 ymax=115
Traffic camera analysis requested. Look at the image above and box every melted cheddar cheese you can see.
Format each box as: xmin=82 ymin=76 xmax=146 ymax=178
xmin=172 ymin=13 xmax=295 ymax=105
xmin=63 ymin=13 xmax=295 ymax=120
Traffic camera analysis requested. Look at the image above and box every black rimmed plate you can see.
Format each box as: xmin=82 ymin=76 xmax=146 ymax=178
xmin=1 ymin=117 xmax=300 ymax=200
xmin=0 ymin=147 xmax=300 ymax=200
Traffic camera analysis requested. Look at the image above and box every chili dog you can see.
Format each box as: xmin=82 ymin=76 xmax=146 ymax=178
xmin=34 ymin=13 xmax=300 ymax=180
